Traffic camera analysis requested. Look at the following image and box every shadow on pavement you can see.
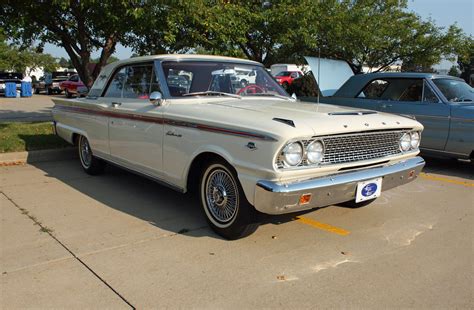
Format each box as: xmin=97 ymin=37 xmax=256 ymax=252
xmin=31 ymin=159 xmax=221 ymax=239
xmin=422 ymin=155 xmax=473 ymax=180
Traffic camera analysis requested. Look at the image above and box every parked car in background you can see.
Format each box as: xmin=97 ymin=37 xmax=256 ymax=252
xmin=321 ymin=73 xmax=474 ymax=160
xmin=274 ymin=71 xmax=303 ymax=89
xmin=0 ymin=72 xmax=23 ymax=95
xmin=34 ymin=71 xmax=73 ymax=95
xmin=235 ymin=68 xmax=257 ymax=87
xmin=59 ymin=74 xmax=86 ymax=98
xmin=52 ymin=54 xmax=425 ymax=239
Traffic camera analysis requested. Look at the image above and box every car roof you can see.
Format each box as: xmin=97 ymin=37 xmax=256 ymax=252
xmin=359 ymin=72 xmax=464 ymax=81
xmin=108 ymin=54 xmax=263 ymax=68
xmin=334 ymin=72 xmax=465 ymax=97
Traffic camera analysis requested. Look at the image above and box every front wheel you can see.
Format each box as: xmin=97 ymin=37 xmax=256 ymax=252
xmin=200 ymin=161 xmax=259 ymax=239
xmin=78 ymin=135 xmax=105 ymax=175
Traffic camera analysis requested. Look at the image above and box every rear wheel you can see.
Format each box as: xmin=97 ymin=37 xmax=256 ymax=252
xmin=34 ymin=87 xmax=40 ymax=94
xmin=199 ymin=161 xmax=259 ymax=239
xmin=78 ymin=135 xmax=105 ymax=175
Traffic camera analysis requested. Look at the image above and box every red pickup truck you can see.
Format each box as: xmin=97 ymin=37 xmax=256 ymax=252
xmin=59 ymin=74 xmax=86 ymax=98
xmin=274 ymin=71 xmax=303 ymax=89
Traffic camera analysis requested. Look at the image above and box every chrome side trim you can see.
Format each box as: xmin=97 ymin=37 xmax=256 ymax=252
xmin=255 ymin=156 xmax=425 ymax=214
xmin=54 ymin=104 xmax=277 ymax=142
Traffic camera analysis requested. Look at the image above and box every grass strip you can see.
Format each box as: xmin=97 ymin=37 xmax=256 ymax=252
xmin=0 ymin=122 xmax=70 ymax=153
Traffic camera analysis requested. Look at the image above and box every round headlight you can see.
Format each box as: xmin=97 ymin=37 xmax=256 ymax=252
xmin=410 ymin=131 xmax=420 ymax=149
xmin=283 ymin=142 xmax=303 ymax=166
xmin=307 ymin=140 xmax=324 ymax=164
xmin=400 ymin=133 xmax=411 ymax=151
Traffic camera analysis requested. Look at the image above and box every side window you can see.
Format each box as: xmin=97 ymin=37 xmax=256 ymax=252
xmin=104 ymin=64 xmax=160 ymax=99
xmin=423 ymin=80 xmax=438 ymax=103
xmin=290 ymin=72 xmax=298 ymax=78
xmin=104 ymin=67 xmax=126 ymax=97
xmin=70 ymin=75 xmax=79 ymax=82
xmin=122 ymin=64 xmax=158 ymax=99
xmin=358 ymin=79 xmax=389 ymax=99
xmin=398 ymin=79 xmax=423 ymax=102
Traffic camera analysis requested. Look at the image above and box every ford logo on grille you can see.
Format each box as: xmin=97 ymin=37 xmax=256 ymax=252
xmin=361 ymin=183 xmax=378 ymax=197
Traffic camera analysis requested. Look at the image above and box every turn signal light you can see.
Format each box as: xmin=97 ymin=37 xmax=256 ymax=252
xmin=299 ymin=194 xmax=312 ymax=205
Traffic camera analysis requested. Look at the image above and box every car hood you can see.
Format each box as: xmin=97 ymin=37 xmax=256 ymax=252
xmin=195 ymin=97 xmax=423 ymax=140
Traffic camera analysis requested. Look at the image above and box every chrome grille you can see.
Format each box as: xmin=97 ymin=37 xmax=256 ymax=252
xmin=276 ymin=130 xmax=405 ymax=169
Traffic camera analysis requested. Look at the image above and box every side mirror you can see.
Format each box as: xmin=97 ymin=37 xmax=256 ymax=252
xmin=150 ymin=91 xmax=163 ymax=106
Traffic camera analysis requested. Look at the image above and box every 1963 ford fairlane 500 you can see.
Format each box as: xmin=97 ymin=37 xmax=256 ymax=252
xmin=52 ymin=55 xmax=425 ymax=239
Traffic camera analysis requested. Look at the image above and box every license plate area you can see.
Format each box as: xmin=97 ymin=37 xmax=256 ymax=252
xmin=355 ymin=177 xmax=382 ymax=203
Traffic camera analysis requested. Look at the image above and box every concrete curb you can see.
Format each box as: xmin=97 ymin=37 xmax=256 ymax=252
xmin=0 ymin=148 xmax=77 ymax=166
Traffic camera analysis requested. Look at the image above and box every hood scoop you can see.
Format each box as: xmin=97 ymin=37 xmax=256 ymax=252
xmin=328 ymin=111 xmax=377 ymax=116
xmin=273 ymin=117 xmax=295 ymax=127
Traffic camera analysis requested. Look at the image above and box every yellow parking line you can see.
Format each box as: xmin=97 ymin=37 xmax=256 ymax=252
xmin=295 ymin=216 xmax=350 ymax=236
xmin=419 ymin=173 xmax=474 ymax=188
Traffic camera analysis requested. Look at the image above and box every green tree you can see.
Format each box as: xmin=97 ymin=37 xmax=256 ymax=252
xmin=456 ymin=37 xmax=474 ymax=84
xmin=448 ymin=65 xmax=460 ymax=77
xmin=0 ymin=30 xmax=57 ymax=74
xmin=133 ymin=0 xmax=467 ymax=73
xmin=91 ymin=56 xmax=120 ymax=64
xmin=1 ymin=1 xmax=152 ymax=87
xmin=132 ymin=0 xmax=319 ymax=66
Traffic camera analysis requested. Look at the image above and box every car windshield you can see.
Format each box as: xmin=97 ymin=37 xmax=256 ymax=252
xmin=275 ymin=71 xmax=291 ymax=77
xmin=433 ymin=79 xmax=474 ymax=102
xmin=162 ymin=61 xmax=289 ymax=98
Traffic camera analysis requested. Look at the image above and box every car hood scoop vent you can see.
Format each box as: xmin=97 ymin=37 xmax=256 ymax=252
xmin=328 ymin=111 xmax=377 ymax=116
xmin=273 ymin=117 xmax=295 ymax=127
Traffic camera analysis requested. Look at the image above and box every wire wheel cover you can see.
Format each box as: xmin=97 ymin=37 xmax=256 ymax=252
xmin=80 ymin=137 xmax=92 ymax=168
xmin=205 ymin=169 xmax=238 ymax=223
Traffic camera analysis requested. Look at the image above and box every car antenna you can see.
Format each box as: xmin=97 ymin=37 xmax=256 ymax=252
xmin=316 ymin=47 xmax=321 ymax=111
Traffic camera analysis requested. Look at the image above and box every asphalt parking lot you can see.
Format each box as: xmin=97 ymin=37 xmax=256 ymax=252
xmin=0 ymin=94 xmax=56 ymax=122
xmin=1 ymin=155 xmax=472 ymax=308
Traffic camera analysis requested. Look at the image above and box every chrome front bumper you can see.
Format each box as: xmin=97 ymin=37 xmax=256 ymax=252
xmin=254 ymin=156 xmax=425 ymax=215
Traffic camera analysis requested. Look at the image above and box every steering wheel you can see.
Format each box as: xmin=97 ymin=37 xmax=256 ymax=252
xmin=237 ymin=84 xmax=265 ymax=95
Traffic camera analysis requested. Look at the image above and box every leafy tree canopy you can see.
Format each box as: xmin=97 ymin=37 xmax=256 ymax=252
xmin=134 ymin=0 xmax=469 ymax=74
xmin=1 ymin=0 xmax=159 ymax=87
xmin=0 ymin=29 xmax=58 ymax=74
xmin=1 ymin=0 xmax=471 ymax=85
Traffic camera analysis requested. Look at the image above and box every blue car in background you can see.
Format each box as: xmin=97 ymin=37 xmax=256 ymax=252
xmin=320 ymin=72 xmax=474 ymax=160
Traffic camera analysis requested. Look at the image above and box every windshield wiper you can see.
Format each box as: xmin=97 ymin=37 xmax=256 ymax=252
xmin=182 ymin=91 xmax=242 ymax=99
xmin=243 ymin=93 xmax=291 ymax=100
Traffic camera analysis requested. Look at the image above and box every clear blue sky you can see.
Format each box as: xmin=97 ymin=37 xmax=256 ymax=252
xmin=44 ymin=0 xmax=473 ymax=68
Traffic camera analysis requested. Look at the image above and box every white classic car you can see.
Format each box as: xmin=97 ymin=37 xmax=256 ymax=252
xmin=52 ymin=55 xmax=425 ymax=239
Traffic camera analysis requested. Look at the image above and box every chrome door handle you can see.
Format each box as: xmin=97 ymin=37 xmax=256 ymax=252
xmin=111 ymin=102 xmax=122 ymax=107
xmin=381 ymin=104 xmax=392 ymax=108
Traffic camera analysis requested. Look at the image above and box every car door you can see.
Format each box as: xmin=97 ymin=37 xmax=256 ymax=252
xmin=102 ymin=62 xmax=164 ymax=175
xmin=377 ymin=78 xmax=450 ymax=151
